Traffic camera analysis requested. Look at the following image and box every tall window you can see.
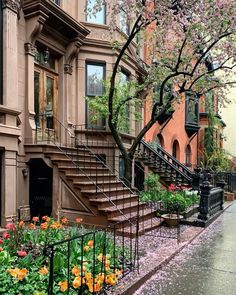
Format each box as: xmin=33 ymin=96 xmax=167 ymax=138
xmin=119 ymin=9 xmax=129 ymax=35
xmin=86 ymin=62 xmax=105 ymax=128
xmin=118 ymin=71 xmax=130 ymax=133
xmin=172 ymin=140 xmax=180 ymax=160
xmin=185 ymin=144 xmax=191 ymax=167
xmin=86 ymin=0 xmax=106 ymax=24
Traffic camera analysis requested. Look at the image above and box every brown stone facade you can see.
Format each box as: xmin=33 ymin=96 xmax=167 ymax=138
xmin=0 ymin=0 xmax=144 ymax=226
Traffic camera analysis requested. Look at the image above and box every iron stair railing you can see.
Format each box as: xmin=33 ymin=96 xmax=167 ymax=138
xmin=33 ymin=116 xmax=139 ymax=227
xmin=137 ymin=140 xmax=194 ymax=185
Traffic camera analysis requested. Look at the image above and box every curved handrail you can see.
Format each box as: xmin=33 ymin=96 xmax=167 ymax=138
xmin=139 ymin=140 xmax=193 ymax=182
xmin=34 ymin=116 xmax=137 ymax=225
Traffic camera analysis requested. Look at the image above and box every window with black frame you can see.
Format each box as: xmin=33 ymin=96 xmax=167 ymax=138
xmin=119 ymin=71 xmax=130 ymax=133
xmin=86 ymin=0 xmax=106 ymax=24
xmin=119 ymin=9 xmax=129 ymax=35
xmin=185 ymin=144 xmax=191 ymax=167
xmin=185 ymin=91 xmax=199 ymax=135
xmin=185 ymin=92 xmax=199 ymax=125
xmin=86 ymin=62 xmax=106 ymax=129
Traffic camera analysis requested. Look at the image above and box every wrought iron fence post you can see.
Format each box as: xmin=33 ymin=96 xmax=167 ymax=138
xmin=192 ymin=166 xmax=201 ymax=192
xmin=198 ymin=180 xmax=212 ymax=220
xmin=216 ymin=179 xmax=226 ymax=210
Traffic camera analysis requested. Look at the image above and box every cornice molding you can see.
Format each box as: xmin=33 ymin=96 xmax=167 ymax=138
xmin=2 ymin=0 xmax=21 ymax=14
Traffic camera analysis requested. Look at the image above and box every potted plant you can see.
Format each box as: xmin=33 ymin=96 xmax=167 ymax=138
xmin=161 ymin=192 xmax=188 ymax=227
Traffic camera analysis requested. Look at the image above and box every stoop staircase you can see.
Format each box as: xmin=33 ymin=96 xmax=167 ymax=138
xmin=26 ymin=120 xmax=194 ymax=237
xmin=135 ymin=140 xmax=194 ymax=187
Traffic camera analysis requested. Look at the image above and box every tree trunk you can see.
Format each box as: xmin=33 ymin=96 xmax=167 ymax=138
xmin=123 ymin=155 xmax=133 ymax=187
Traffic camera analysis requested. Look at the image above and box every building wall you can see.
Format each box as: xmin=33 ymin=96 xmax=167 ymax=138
xmin=220 ymin=88 xmax=236 ymax=157
xmin=144 ymin=96 xmax=198 ymax=168
xmin=0 ymin=0 xmax=144 ymax=225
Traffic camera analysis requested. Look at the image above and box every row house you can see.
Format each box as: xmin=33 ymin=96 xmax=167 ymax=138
xmin=0 ymin=0 xmax=145 ymax=227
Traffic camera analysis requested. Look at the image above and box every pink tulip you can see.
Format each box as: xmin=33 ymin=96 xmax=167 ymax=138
xmin=2 ymin=232 xmax=10 ymax=239
xmin=6 ymin=223 xmax=15 ymax=231
xmin=17 ymin=250 xmax=27 ymax=257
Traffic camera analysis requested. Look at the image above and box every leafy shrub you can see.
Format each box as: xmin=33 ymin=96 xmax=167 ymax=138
xmin=139 ymin=173 xmax=163 ymax=202
xmin=0 ymin=217 xmax=123 ymax=294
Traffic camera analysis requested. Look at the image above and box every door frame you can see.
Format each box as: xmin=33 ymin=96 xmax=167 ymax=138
xmin=34 ymin=65 xmax=59 ymax=133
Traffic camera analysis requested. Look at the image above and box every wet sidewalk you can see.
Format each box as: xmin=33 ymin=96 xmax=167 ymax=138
xmin=134 ymin=202 xmax=236 ymax=295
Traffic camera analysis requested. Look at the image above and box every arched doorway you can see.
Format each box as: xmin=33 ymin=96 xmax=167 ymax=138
xmin=172 ymin=140 xmax=180 ymax=160
xmin=29 ymin=159 xmax=53 ymax=218
xmin=185 ymin=144 xmax=192 ymax=167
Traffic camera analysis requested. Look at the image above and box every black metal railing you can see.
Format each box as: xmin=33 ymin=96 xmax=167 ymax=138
xmin=44 ymin=223 xmax=138 ymax=295
xmin=137 ymin=140 xmax=194 ymax=186
xmin=198 ymin=180 xmax=224 ymax=220
xmin=33 ymin=116 xmax=140 ymax=229
xmin=213 ymin=172 xmax=236 ymax=193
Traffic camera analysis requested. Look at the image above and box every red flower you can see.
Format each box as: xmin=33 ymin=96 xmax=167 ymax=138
xmin=6 ymin=223 xmax=15 ymax=231
xmin=0 ymin=239 xmax=3 ymax=244
xmin=75 ymin=218 xmax=83 ymax=223
xmin=0 ymin=247 xmax=3 ymax=252
xmin=17 ymin=250 xmax=27 ymax=257
xmin=61 ymin=217 xmax=68 ymax=224
xmin=168 ymin=183 xmax=176 ymax=191
xmin=2 ymin=232 xmax=10 ymax=239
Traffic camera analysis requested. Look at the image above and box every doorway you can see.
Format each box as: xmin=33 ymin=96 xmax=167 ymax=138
xmin=29 ymin=159 xmax=53 ymax=218
xmin=34 ymin=66 xmax=58 ymax=131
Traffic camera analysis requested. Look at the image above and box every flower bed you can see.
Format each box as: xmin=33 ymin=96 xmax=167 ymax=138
xmin=0 ymin=217 xmax=124 ymax=294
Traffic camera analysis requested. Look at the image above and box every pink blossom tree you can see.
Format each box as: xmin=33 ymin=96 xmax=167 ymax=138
xmin=88 ymin=0 xmax=236 ymax=183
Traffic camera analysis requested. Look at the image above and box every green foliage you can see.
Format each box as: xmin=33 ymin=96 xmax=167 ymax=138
xmin=0 ymin=218 xmax=124 ymax=294
xmin=85 ymin=74 xmax=143 ymax=133
xmin=200 ymin=95 xmax=230 ymax=172
xmin=161 ymin=193 xmax=188 ymax=214
xmin=139 ymin=173 xmax=163 ymax=202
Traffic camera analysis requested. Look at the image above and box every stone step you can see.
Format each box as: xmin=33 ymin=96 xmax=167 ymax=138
xmin=116 ymin=217 xmax=163 ymax=238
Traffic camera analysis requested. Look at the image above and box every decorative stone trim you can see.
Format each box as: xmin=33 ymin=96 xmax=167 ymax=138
xmin=24 ymin=43 xmax=37 ymax=56
xmin=64 ymin=64 xmax=73 ymax=75
xmin=2 ymin=0 xmax=21 ymax=14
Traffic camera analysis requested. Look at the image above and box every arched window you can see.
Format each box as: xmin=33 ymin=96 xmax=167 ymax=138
xmin=185 ymin=144 xmax=191 ymax=167
xmin=172 ymin=140 xmax=180 ymax=160
xmin=156 ymin=134 xmax=164 ymax=148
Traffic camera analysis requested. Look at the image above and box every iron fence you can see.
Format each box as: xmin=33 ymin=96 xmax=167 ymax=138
xmin=213 ymin=172 xmax=236 ymax=193
xmin=43 ymin=222 xmax=138 ymax=295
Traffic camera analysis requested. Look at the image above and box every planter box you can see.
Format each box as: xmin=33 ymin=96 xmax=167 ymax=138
xmin=161 ymin=214 xmax=183 ymax=227
xmin=224 ymin=192 xmax=234 ymax=201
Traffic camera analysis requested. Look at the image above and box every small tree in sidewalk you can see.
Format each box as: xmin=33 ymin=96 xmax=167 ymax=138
xmin=88 ymin=0 xmax=236 ymax=184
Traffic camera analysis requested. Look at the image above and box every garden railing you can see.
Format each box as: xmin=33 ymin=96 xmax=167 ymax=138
xmin=44 ymin=222 xmax=138 ymax=295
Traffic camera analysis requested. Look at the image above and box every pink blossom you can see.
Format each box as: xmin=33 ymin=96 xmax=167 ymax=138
xmin=17 ymin=250 xmax=27 ymax=257
xmin=2 ymin=232 xmax=10 ymax=239
xmin=6 ymin=223 xmax=15 ymax=231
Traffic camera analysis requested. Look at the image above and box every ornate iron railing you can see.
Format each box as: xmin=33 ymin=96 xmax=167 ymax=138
xmin=137 ymin=140 xmax=194 ymax=185
xmin=33 ymin=116 xmax=140 ymax=228
xmin=44 ymin=222 xmax=138 ymax=295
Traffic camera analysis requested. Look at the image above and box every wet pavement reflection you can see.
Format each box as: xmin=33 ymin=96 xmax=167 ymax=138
xmin=135 ymin=203 xmax=236 ymax=295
